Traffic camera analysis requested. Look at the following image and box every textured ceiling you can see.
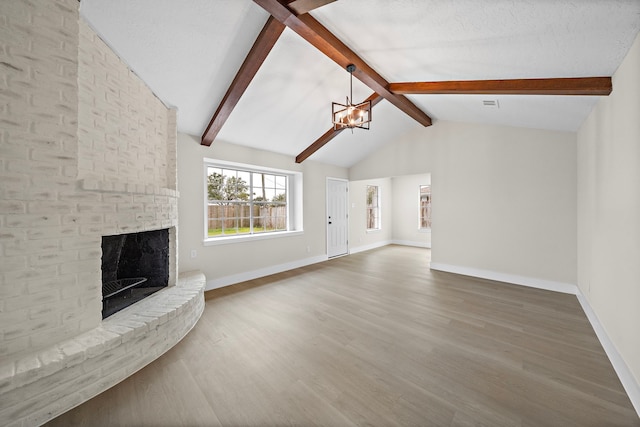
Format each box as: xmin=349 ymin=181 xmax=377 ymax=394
xmin=80 ymin=0 xmax=640 ymax=167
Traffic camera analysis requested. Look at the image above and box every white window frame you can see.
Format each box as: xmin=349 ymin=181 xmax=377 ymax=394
xmin=366 ymin=185 xmax=381 ymax=231
xmin=203 ymin=158 xmax=303 ymax=246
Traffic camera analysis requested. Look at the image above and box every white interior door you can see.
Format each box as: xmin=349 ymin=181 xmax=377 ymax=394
xmin=327 ymin=178 xmax=349 ymax=258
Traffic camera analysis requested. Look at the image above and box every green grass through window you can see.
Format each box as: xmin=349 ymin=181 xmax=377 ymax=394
xmin=208 ymin=227 xmax=284 ymax=237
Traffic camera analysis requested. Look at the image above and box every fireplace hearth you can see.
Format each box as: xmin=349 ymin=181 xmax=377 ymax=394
xmin=101 ymin=229 xmax=170 ymax=318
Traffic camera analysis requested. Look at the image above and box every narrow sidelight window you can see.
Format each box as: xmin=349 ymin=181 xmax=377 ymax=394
xmin=366 ymin=185 xmax=380 ymax=230
xmin=419 ymin=185 xmax=431 ymax=229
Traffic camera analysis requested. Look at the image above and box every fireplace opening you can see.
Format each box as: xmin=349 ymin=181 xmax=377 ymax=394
xmin=101 ymin=228 xmax=169 ymax=319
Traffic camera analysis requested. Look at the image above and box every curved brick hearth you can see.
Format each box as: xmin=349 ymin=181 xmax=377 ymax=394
xmin=0 ymin=271 xmax=206 ymax=426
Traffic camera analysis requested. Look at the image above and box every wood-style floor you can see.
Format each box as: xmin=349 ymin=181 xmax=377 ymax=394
xmin=47 ymin=245 xmax=639 ymax=426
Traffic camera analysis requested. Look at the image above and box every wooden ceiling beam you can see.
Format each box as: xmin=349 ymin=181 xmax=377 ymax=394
xmin=286 ymin=0 xmax=337 ymax=15
xmin=253 ymin=0 xmax=432 ymax=127
xmin=389 ymin=77 xmax=612 ymax=96
xmin=296 ymin=93 xmax=382 ymax=163
xmin=201 ymin=16 xmax=285 ymax=146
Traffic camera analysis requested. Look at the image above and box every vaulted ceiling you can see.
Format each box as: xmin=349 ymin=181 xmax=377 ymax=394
xmin=80 ymin=0 xmax=640 ymax=167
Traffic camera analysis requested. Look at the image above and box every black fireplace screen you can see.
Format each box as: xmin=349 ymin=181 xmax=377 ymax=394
xmin=101 ymin=229 xmax=169 ymax=319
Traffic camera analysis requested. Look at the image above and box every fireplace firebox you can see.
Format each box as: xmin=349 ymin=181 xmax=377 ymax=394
xmin=101 ymin=228 xmax=169 ymax=319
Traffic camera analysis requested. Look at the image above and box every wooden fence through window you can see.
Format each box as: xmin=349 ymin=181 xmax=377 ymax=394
xmin=208 ymin=204 xmax=286 ymax=231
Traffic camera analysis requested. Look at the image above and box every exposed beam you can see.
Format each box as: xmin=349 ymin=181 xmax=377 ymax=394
xmin=254 ymin=0 xmax=432 ymax=127
xmin=201 ymin=16 xmax=285 ymax=146
xmin=296 ymin=93 xmax=382 ymax=163
xmin=287 ymin=0 xmax=337 ymax=15
xmin=389 ymin=77 xmax=612 ymax=96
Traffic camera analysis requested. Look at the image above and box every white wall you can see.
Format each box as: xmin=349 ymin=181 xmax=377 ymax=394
xmin=177 ymin=133 xmax=348 ymax=289
xmin=391 ymin=174 xmax=431 ymax=248
xmin=348 ymin=178 xmax=393 ymax=253
xmin=577 ymin=31 xmax=640 ymax=387
xmin=350 ymin=120 xmax=577 ymax=287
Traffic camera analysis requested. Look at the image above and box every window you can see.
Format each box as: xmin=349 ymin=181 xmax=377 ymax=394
xmin=366 ymin=185 xmax=380 ymax=230
xmin=204 ymin=160 xmax=302 ymax=242
xmin=419 ymin=185 xmax=431 ymax=229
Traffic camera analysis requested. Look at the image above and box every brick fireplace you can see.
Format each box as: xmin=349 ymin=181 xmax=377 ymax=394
xmin=0 ymin=1 xmax=205 ymax=425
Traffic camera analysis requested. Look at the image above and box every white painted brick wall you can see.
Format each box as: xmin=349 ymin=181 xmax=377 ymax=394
xmin=1 ymin=1 xmax=189 ymax=424
xmin=1 ymin=0 xmax=179 ymax=361
xmin=77 ymin=21 xmax=171 ymax=189
xmin=1 ymin=0 xmax=81 ymax=360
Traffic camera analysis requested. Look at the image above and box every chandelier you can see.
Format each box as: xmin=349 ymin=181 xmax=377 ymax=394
xmin=332 ymin=64 xmax=371 ymax=131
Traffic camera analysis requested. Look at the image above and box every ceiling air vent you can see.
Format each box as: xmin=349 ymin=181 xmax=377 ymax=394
xmin=482 ymin=100 xmax=500 ymax=108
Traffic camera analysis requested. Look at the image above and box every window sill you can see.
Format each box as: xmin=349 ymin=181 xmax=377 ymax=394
xmin=418 ymin=228 xmax=432 ymax=233
xmin=366 ymin=228 xmax=382 ymax=234
xmin=203 ymin=230 xmax=303 ymax=246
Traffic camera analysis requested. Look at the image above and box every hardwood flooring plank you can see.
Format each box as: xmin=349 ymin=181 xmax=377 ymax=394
xmin=46 ymin=246 xmax=639 ymax=426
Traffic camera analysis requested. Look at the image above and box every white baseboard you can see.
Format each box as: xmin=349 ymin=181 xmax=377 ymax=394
xmin=429 ymin=261 xmax=639 ymax=418
xmin=429 ymin=262 xmax=578 ymax=295
xmin=576 ymin=291 xmax=640 ymax=417
xmin=207 ymin=241 xmax=425 ymax=290
xmin=205 ymin=254 xmax=328 ymax=291
xmin=391 ymin=239 xmax=431 ymax=249
xmin=349 ymin=240 xmax=392 ymax=255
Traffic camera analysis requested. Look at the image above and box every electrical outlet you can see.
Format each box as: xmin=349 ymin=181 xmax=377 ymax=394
xmin=306 ymin=246 xmax=311 ymax=253
xmin=190 ymin=249 xmax=197 ymax=258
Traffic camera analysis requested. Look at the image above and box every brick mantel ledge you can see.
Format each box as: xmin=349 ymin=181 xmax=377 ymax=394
xmin=0 ymin=271 xmax=206 ymax=427
xmin=80 ymin=178 xmax=179 ymax=197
